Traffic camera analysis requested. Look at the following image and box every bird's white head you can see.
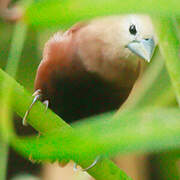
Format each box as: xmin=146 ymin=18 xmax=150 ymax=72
xmin=85 ymin=14 xmax=157 ymax=63
xmin=120 ymin=14 xmax=156 ymax=62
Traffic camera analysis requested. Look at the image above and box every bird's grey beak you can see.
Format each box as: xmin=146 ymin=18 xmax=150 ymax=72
xmin=127 ymin=38 xmax=155 ymax=62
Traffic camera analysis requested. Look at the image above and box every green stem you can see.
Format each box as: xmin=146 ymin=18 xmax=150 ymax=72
xmin=0 ymin=22 xmax=27 ymax=141
xmin=0 ymin=19 xmax=27 ymax=180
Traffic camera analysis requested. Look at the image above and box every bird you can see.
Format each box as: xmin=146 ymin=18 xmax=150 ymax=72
xmin=23 ymin=14 xmax=156 ymax=170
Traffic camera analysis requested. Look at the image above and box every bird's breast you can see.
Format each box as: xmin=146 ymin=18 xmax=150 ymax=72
xmin=43 ymin=68 xmax=132 ymax=123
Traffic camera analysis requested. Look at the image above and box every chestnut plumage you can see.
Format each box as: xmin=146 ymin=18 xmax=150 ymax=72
xmin=34 ymin=15 xmax=156 ymax=123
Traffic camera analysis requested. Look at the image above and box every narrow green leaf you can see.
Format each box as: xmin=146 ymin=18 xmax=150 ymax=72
xmin=0 ymin=22 xmax=27 ymax=141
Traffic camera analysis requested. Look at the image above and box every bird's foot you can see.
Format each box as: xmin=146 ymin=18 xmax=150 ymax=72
xmin=73 ymin=156 xmax=100 ymax=172
xmin=22 ymin=89 xmax=42 ymax=126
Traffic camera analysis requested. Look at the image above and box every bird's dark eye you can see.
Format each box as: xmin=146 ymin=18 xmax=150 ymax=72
xmin=129 ymin=24 xmax=137 ymax=35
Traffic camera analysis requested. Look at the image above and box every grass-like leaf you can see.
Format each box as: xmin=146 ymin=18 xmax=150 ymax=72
xmin=0 ymin=21 xmax=27 ymax=180
xmin=12 ymin=108 xmax=180 ymax=162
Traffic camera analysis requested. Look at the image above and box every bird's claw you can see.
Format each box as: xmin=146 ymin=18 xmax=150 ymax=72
xmin=73 ymin=156 xmax=100 ymax=172
xmin=22 ymin=89 xmax=42 ymax=126
xmin=42 ymin=100 xmax=49 ymax=112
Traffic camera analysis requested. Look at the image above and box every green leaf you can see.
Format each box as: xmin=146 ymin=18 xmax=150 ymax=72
xmin=0 ymin=21 xmax=27 ymax=180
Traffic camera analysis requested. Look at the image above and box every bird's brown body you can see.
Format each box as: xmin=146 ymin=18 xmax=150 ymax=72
xmin=34 ymin=15 xmax=155 ymax=122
